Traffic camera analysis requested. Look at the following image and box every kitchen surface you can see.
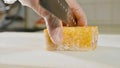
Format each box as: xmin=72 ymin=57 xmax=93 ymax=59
xmin=0 ymin=32 xmax=120 ymax=68
xmin=0 ymin=0 xmax=120 ymax=68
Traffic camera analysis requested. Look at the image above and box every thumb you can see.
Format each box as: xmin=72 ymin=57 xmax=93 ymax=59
xmin=45 ymin=15 xmax=63 ymax=44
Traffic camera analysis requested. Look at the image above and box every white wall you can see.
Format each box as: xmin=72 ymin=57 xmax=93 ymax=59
xmin=78 ymin=0 xmax=120 ymax=25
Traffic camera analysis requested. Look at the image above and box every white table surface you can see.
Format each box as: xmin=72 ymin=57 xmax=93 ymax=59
xmin=0 ymin=32 xmax=120 ymax=68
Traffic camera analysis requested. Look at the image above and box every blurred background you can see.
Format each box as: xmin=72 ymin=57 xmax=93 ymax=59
xmin=78 ymin=0 xmax=120 ymax=34
xmin=0 ymin=0 xmax=120 ymax=34
xmin=0 ymin=1 xmax=120 ymax=67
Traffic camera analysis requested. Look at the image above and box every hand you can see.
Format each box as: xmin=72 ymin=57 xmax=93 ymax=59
xmin=65 ymin=0 xmax=87 ymax=26
xmin=18 ymin=0 xmax=87 ymax=44
xmin=19 ymin=0 xmax=63 ymax=44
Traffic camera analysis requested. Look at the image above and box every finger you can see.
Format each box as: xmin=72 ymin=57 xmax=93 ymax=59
xmin=37 ymin=7 xmax=63 ymax=44
xmin=72 ymin=8 xmax=87 ymax=26
xmin=33 ymin=5 xmax=63 ymax=44
xmin=66 ymin=0 xmax=87 ymax=26
xmin=45 ymin=15 xmax=63 ymax=44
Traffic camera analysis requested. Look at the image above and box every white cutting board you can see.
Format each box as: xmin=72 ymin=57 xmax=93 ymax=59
xmin=0 ymin=32 xmax=120 ymax=68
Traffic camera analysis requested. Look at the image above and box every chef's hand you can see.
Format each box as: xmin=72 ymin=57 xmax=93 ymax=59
xmin=18 ymin=0 xmax=87 ymax=44
xmin=19 ymin=0 xmax=63 ymax=44
xmin=64 ymin=0 xmax=87 ymax=26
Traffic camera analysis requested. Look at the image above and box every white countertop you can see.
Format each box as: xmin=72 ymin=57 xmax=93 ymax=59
xmin=0 ymin=32 xmax=120 ymax=68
